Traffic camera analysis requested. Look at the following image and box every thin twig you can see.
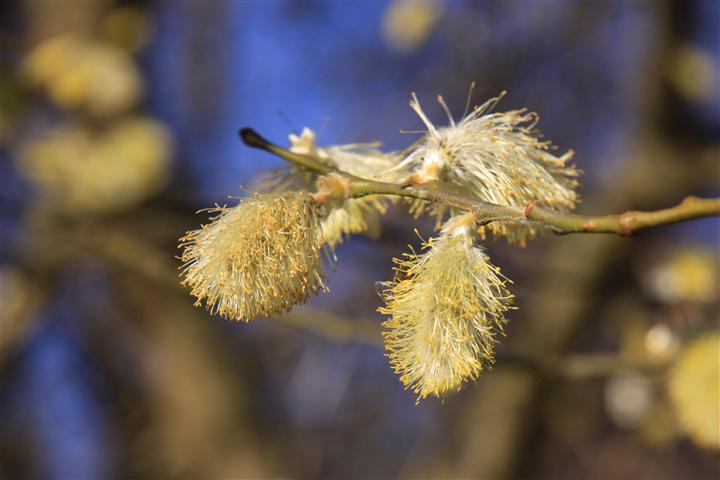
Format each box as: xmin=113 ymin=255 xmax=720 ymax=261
xmin=239 ymin=128 xmax=720 ymax=236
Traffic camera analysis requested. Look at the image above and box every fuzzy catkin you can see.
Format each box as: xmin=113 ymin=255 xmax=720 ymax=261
xmin=288 ymin=127 xmax=400 ymax=245
xmin=290 ymin=127 xmax=403 ymax=182
xmin=379 ymin=222 xmax=514 ymax=400
xmin=400 ymin=93 xmax=580 ymax=244
xmin=179 ymin=191 xmax=327 ymax=321
xmin=321 ymin=196 xmax=388 ymax=246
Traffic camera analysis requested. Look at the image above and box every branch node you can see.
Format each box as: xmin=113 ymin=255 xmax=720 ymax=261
xmin=618 ymin=212 xmax=634 ymax=236
xmin=524 ymin=201 xmax=536 ymax=218
xmin=682 ymin=195 xmax=699 ymax=206
xmin=312 ymin=191 xmax=330 ymax=204
xmin=403 ymin=174 xmax=426 ymax=187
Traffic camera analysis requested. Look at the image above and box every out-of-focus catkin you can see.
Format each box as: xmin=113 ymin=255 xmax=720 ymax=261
xmin=17 ymin=117 xmax=172 ymax=215
xmin=379 ymin=215 xmax=514 ymax=400
xmin=179 ymin=192 xmax=327 ymax=321
xmin=667 ymin=331 xmax=720 ymax=449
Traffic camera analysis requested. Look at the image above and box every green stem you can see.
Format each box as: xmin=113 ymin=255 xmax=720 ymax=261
xmin=526 ymin=196 xmax=720 ymax=235
xmin=240 ymin=128 xmax=720 ymax=236
xmin=239 ymin=128 xmax=334 ymax=175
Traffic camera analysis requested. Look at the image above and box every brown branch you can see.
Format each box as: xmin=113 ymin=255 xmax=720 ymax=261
xmin=239 ymin=128 xmax=720 ymax=236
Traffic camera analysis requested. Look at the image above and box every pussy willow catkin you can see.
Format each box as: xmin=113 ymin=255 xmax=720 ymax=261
xmin=179 ymin=191 xmax=327 ymax=321
xmin=180 ymin=89 xmax=590 ymax=402
xmin=288 ymin=127 xmax=401 ymax=246
xmin=398 ymin=92 xmax=580 ymax=244
xmin=379 ymin=215 xmax=514 ymax=400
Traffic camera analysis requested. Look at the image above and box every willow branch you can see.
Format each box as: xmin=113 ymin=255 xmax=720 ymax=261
xmin=524 ymin=195 xmax=720 ymax=235
xmin=239 ymin=128 xmax=720 ymax=236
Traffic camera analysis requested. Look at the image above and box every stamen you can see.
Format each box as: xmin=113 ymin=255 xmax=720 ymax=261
xmin=462 ymin=81 xmax=476 ymax=118
xmin=437 ymin=94 xmax=455 ymax=127
xmin=409 ymin=92 xmax=439 ymax=136
xmin=474 ymin=90 xmax=507 ymax=116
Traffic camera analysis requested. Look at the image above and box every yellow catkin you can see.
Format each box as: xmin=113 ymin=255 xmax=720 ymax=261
xmin=16 ymin=118 xmax=172 ymax=215
xmin=287 ymin=127 xmax=400 ymax=245
xmin=667 ymin=332 xmax=720 ymax=449
xmin=23 ymin=34 xmax=141 ymax=116
xmin=378 ymin=220 xmax=514 ymax=400
xmin=398 ymin=92 xmax=580 ymax=245
xmin=321 ymin=197 xmax=389 ymax=246
xmin=179 ymin=192 xmax=327 ymax=321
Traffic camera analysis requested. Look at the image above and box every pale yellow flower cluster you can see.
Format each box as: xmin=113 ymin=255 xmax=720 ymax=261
xmin=24 ymin=35 xmax=141 ymax=117
xmin=285 ymin=91 xmax=580 ymax=245
xmin=17 ymin=118 xmax=172 ymax=214
xmin=180 ymin=192 xmax=327 ymax=321
xmin=667 ymin=332 xmax=720 ymax=449
xmin=181 ymin=90 xmax=582 ymax=399
xmin=645 ymin=249 xmax=719 ymax=304
xmin=289 ymin=127 xmax=400 ymax=246
xmin=17 ymin=25 xmax=173 ymax=216
xmin=381 ymin=0 xmax=443 ymax=52
xmin=320 ymin=196 xmax=388 ymax=246
xmin=379 ymin=215 xmax=513 ymax=400
xmin=399 ymin=92 xmax=580 ymax=244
